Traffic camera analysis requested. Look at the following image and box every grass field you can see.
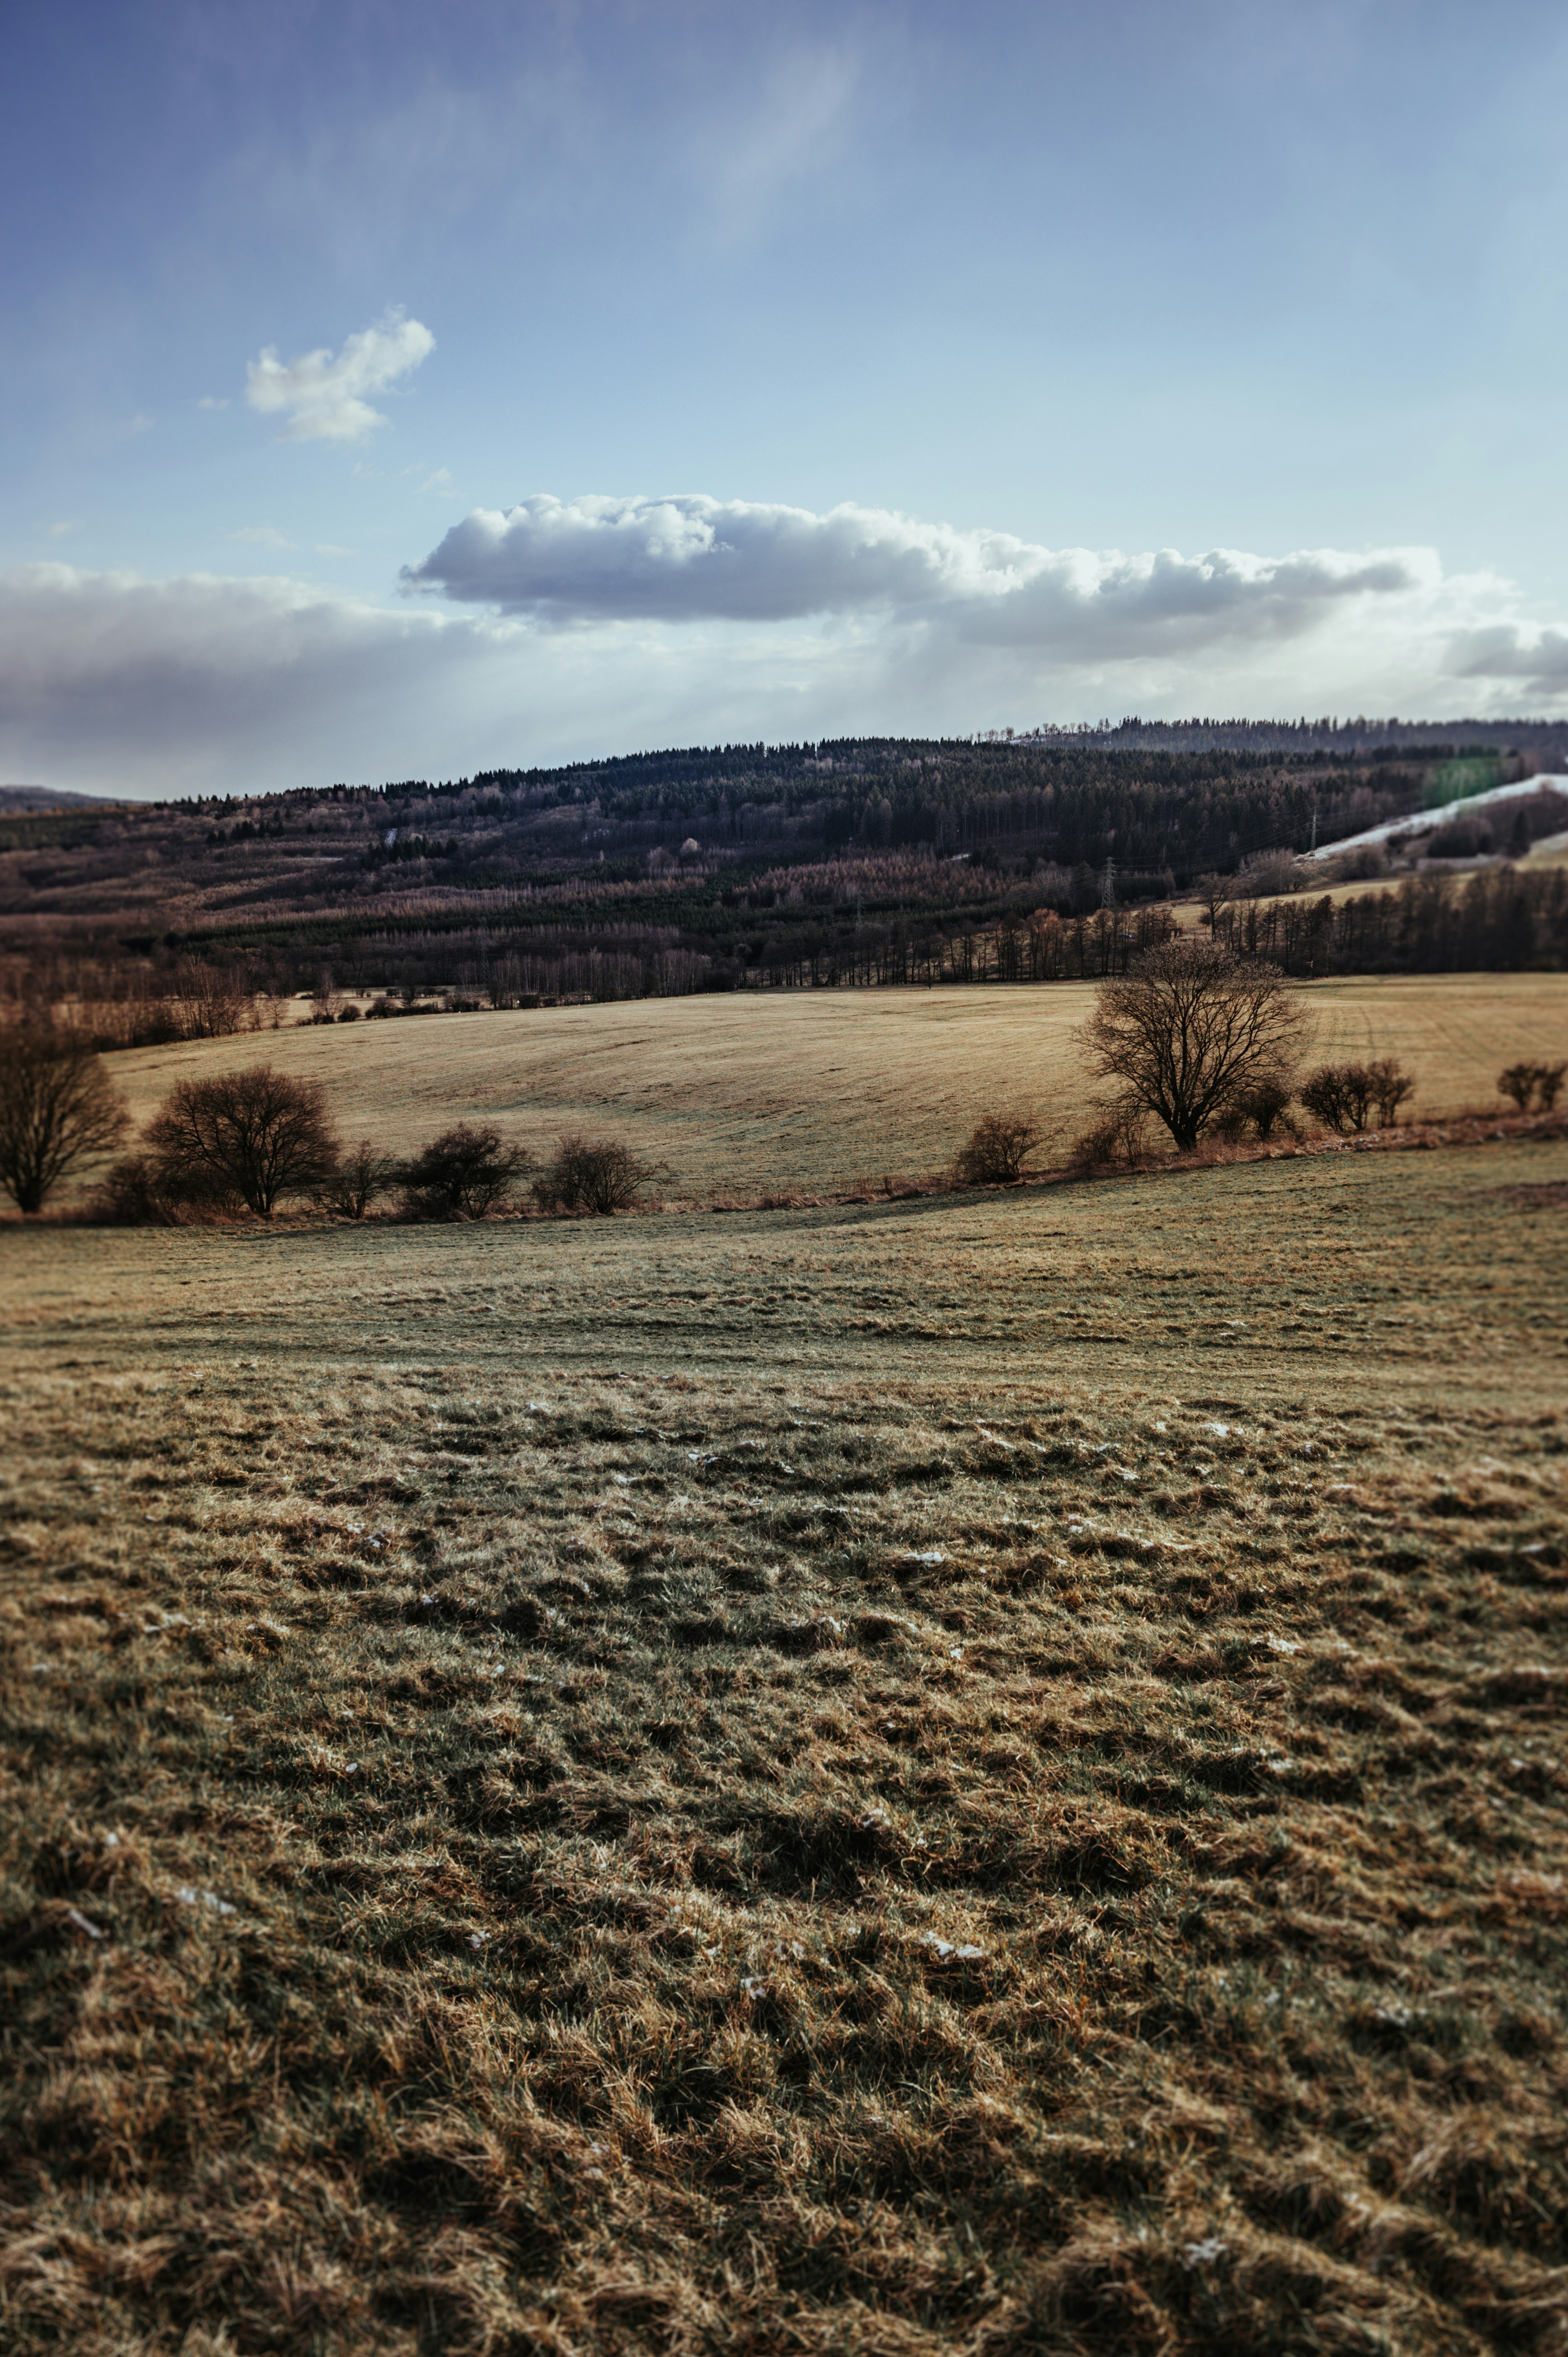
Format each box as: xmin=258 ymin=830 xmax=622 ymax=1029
xmin=4 ymin=1129 xmax=1568 ymax=2355
xmin=95 ymin=974 xmax=1568 ymax=1203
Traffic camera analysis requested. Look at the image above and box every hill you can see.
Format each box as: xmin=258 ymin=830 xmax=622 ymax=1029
xmin=3 ymin=736 xmax=1566 ymax=1012
xmin=92 ymin=972 xmax=1568 ymax=1202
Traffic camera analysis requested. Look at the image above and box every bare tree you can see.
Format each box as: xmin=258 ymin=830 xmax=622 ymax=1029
xmin=397 ymin=1124 xmax=533 ymax=1219
xmin=1365 ymin=1057 xmax=1416 ymax=1126
xmin=533 ymin=1133 xmax=660 ymax=1216
xmin=318 ymin=1140 xmax=397 ymax=1219
xmin=1300 ymin=1065 xmax=1372 ymax=1134
xmin=953 ymin=1113 xmax=1042 ymax=1186
xmin=1301 ymin=1058 xmax=1415 ymax=1134
xmin=145 ymin=1067 xmax=340 ymax=1217
xmin=1079 ymin=939 xmax=1308 ymax=1153
xmin=0 ymin=1015 xmax=129 ymax=1213
xmin=1500 ymin=1060 xmax=1567 ymax=1113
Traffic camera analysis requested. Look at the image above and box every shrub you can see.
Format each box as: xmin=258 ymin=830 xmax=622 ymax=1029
xmin=953 ymin=1113 xmax=1041 ymax=1186
xmin=533 ymin=1134 xmax=660 ymax=1216
xmin=1331 ymin=842 xmax=1390 ymax=882
xmin=1499 ymin=1060 xmax=1567 ymax=1113
xmin=397 ymin=1124 xmax=532 ymax=1220
xmin=1426 ymin=817 xmax=1493 ymax=859
xmin=1080 ymin=939 xmax=1307 ymax=1152
xmin=144 ymin=1067 xmax=340 ymax=1217
xmin=1300 ymin=1058 xmax=1415 ymax=1134
xmin=1234 ymin=846 xmax=1311 ymax=898
xmin=318 ymin=1141 xmax=396 ymax=1220
xmin=1239 ymin=1076 xmax=1295 ymax=1138
xmin=1365 ymin=1056 xmax=1416 ymax=1125
xmin=1300 ymin=1064 xmax=1372 ymax=1133
xmin=1069 ymin=1102 xmax=1148 ymax=1173
xmin=0 ymin=1014 xmax=130 ymax=1214
xmin=91 ymin=1154 xmax=178 ymax=1225
xmin=338 ymin=1003 xmax=363 ymax=1023
xmin=1211 ymin=1076 xmax=1297 ymax=1144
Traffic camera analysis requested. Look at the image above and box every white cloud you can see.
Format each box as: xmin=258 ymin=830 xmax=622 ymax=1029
xmin=230 ymin=526 xmax=295 ymax=548
xmin=404 ymin=491 xmax=1436 ymax=657
xmin=198 ymin=396 xmax=229 ymax=411
xmin=45 ymin=520 xmax=79 ymax=540
xmin=4 ymin=522 xmax=1565 ymax=803
xmin=245 ymin=309 xmax=435 ymax=443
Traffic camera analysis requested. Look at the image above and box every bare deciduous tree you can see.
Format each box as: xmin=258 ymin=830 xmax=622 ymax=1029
xmin=0 ymin=1015 xmax=129 ymax=1213
xmin=1499 ymin=1059 xmax=1567 ymax=1113
xmin=145 ymin=1067 xmax=340 ymax=1218
xmin=533 ymin=1134 xmax=660 ymax=1216
xmin=318 ymin=1140 xmax=397 ymax=1219
xmin=1301 ymin=1058 xmax=1415 ymax=1134
xmin=1079 ymin=940 xmax=1307 ymax=1153
xmin=953 ymin=1113 xmax=1042 ymax=1186
xmin=397 ymin=1124 xmax=532 ymax=1220
xmin=1365 ymin=1057 xmax=1416 ymax=1126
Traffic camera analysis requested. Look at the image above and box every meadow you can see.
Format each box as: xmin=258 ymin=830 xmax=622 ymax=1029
xmin=3 ymin=1118 xmax=1567 ymax=2355
xmin=99 ymin=973 xmax=1568 ymax=1202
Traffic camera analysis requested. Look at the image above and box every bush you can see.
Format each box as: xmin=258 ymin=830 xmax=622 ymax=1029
xmin=338 ymin=1003 xmax=362 ymax=1023
xmin=90 ymin=1154 xmax=182 ymax=1226
xmin=318 ymin=1141 xmax=396 ymax=1220
xmin=1211 ymin=1077 xmax=1297 ymax=1144
xmin=953 ymin=1113 xmax=1041 ymax=1186
xmin=1365 ymin=1056 xmax=1416 ymax=1125
xmin=1426 ymin=817 xmax=1493 ymax=859
xmin=1331 ymin=842 xmax=1390 ymax=882
xmin=397 ymin=1124 xmax=532 ymax=1220
xmin=0 ymin=1013 xmax=130 ymax=1214
xmin=1300 ymin=1058 xmax=1416 ymax=1134
xmin=144 ymin=1067 xmax=340 ymax=1217
xmin=1069 ymin=1102 xmax=1148 ymax=1173
xmin=533 ymin=1134 xmax=660 ymax=1216
xmin=1499 ymin=1060 xmax=1567 ymax=1113
xmin=1234 ymin=846 xmax=1311 ymax=898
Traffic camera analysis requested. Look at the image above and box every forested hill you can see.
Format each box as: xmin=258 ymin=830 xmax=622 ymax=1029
xmin=3 ymin=730 xmax=1564 ymax=1008
xmin=337 ymin=730 xmax=1549 ymax=883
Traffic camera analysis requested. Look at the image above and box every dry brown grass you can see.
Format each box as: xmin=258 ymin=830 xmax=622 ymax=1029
xmin=85 ymin=974 xmax=1568 ymax=1207
xmin=3 ymin=1138 xmax=1567 ymax=2353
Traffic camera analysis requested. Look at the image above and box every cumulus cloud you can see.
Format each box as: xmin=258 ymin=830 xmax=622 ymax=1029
xmin=403 ymin=493 xmax=1426 ymax=656
xmin=6 ymin=522 xmax=1566 ymax=802
xmin=245 ymin=310 xmax=434 ymax=442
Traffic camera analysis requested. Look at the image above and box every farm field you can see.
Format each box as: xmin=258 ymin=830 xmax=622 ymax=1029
xmin=98 ymin=973 xmax=1568 ymax=1202
xmin=3 ymin=1138 xmax=1568 ymax=2355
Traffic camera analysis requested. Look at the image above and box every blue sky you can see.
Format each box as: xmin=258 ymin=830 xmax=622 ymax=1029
xmin=6 ymin=0 xmax=1568 ymax=795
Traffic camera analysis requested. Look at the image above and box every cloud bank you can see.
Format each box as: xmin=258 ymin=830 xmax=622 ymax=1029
xmin=403 ymin=493 xmax=1423 ymax=654
xmin=6 ymin=499 xmax=1568 ymax=797
xmin=246 ymin=310 xmax=434 ymax=442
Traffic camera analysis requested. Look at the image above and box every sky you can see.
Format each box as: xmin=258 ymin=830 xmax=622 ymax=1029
xmin=5 ymin=0 xmax=1568 ymax=798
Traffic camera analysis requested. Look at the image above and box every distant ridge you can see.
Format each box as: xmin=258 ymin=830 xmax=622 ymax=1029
xmin=1008 ymin=716 xmax=1568 ymax=756
xmin=0 ymin=784 xmax=124 ymax=813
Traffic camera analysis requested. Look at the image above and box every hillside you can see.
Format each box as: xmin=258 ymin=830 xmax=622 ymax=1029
xmin=3 ymin=736 xmax=1566 ymax=1011
xmin=89 ymin=974 xmax=1568 ymax=1203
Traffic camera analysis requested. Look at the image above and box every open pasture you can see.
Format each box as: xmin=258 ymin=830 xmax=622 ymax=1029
xmin=100 ymin=973 xmax=1568 ymax=1200
xmin=3 ymin=1139 xmax=1568 ymax=2354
